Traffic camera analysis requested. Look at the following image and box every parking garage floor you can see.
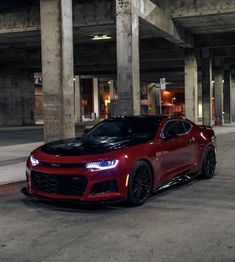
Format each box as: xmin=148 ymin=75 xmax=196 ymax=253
xmin=0 ymin=127 xmax=235 ymax=262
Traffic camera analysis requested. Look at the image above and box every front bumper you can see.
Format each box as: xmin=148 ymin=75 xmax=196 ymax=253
xmin=26 ymin=166 xmax=127 ymax=202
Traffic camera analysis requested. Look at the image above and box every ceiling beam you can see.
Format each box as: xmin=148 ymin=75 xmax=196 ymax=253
xmin=136 ymin=0 xmax=194 ymax=48
xmin=213 ymin=47 xmax=235 ymax=58
xmin=0 ymin=7 xmax=40 ymax=34
xmin=0 ymin=0 xmax=115 ymax=35
xmin=167 ymin=0 xmax=235 ymax=19
xmin=73 ymin=0 xmax=115 ymax=27
xmin=196 ymin=33 xmax=235 ymax=48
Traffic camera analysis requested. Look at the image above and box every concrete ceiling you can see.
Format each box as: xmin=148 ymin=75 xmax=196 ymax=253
xmin=174 ymin=14 xmax=235 ymax=34
xmin=154 ymin=0 xmax=235 ymax=34
xmin=1 ymin=0 xmax=235 ymax=83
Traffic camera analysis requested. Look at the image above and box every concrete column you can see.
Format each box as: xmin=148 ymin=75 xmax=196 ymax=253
xmin=155 ymin=88 xmax=162 ymax=115
xmin=224 ymin=69 xmax=232 ymax=123
xmin=93 ymin=78 xmax=99 ymax=119
xmin=40 ymin=0 xmax=75 ymax=143
xmin=214 ymin=71 xmax=224 ymax=125
xmin=114 ymin=0 xmax=140 ymax=116
xmin=109 ymin=80 xmax=115 ymax=99
xmin=74 ymin=75 xmax=81 ymax=123
xmin=184 ymin=50 xmax=198 ymax=123
xmin=231 ymin=76 xmax=235 ymax=122
xmin=198 ymin=82 xmax=202 ymax=120
xmin=201 ymin=57 xmax=213 ymax=126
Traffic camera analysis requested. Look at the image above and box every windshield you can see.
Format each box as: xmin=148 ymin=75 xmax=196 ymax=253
xmin=84 ymin=118 xmax=160 ymax=140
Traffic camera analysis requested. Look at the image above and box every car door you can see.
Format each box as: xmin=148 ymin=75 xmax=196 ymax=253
xmin=160 ymin=120 xmax=191 ymax=182
xmin=181 ymin=120 xmax=200 ymax=172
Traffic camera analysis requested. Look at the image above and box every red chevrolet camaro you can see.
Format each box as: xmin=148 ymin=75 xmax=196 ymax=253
xmin=26 ymin=116 xmax=216 ymax=205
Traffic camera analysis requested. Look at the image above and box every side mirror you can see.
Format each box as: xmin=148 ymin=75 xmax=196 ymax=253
xmin=162 ymin=130 xmax=178 ymax=141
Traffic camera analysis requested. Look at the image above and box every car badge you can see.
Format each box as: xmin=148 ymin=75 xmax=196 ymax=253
xmin=50 ymin=163 xmax=61 ymax=167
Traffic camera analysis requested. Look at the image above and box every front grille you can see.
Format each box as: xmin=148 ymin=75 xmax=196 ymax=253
xmin=31 ymin=171 xmax=87 ymax=196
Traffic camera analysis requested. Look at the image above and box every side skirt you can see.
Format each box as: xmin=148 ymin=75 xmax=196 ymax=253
xmin=152 ymin=170 xmax=200 ymax=193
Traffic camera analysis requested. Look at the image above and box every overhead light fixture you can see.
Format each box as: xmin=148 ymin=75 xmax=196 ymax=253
xmin=92 ymin=34 xmax=112 ymax=41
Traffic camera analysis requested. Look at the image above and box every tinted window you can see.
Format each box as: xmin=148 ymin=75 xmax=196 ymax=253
xmin=86 ymin=121 xmax=125 ymax=137
xmin=125 ymin=119 xmax=160 ymax=139
xmin=183 ymin=121 xmax=192 ymax=133
xmin=85 ymin=118 xmax=160 ymax=140
xmin=163 ymin=121 xmax=185 ymax=136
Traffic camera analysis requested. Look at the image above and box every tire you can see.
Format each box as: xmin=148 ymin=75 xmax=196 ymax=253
xmin=128 ymin=161 xmax=153 ymax=206
xmin=201 ymin=146 xmax=216 ymax=179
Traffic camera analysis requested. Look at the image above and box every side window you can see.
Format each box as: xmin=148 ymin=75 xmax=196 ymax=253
xmin=163 ymin=121 xmax=186 ymax=137
xmin=182 ymin=121 xmax=192 ymax=133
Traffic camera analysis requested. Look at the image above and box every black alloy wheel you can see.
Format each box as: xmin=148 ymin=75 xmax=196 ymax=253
xmin=201 ymin=146 xmax=216 ymax=179
xmin=128 ymin=161 xmax=153 ymax=206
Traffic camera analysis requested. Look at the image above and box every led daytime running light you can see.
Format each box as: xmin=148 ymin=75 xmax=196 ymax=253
xmin=30 ymin=155 xmax=40 ymax=167
xmin=86 ymin=160 xmax=119 ymax=170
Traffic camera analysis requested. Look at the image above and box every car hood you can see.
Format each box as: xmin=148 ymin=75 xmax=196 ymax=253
xmin=40 ymin=136 xmax=148 ymax=156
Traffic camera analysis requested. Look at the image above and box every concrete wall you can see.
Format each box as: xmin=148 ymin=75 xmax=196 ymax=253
xmin=0 ymin=71 xmax=34 ymax=126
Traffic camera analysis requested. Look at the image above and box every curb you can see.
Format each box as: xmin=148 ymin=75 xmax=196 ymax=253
xmin=0 ymin=126 xmax=43 ymax=132
xmin=0 ymin=121 xmax=99 ymax=132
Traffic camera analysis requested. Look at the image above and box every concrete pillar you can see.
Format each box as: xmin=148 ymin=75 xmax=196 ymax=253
xmin=155 ymin=88 xmax=162 ymax=115
xmin=109 ymin=80 xmax=115 ymax=99
xmin=224 ymin=68 xmax=232 ymax=123
xmin=148 ymin=84 xmax=157 ymax=115
xmin=214 ymin=71 xmax=224 ymax=125
xmin=93 ymin=78 xmax=99 ymax=119
xmin=231 ymin=76 xmax=235 ymax=122
xmin=201 ymin=57 xmax=213 ymax=126
xmin=198 ymin=82 xmax=202 ymax=120
xmin=40 ymin=0 xmax=75 ymax=143
xmin=74 ymin=75 xmax=81 ymax=123
xmin=184 ymin=50 xmax=198 ymax=123
xmin=113 ymin=0 xmax=140 ymax=116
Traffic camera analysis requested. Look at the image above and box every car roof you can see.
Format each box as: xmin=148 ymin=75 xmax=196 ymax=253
xmin=108 ymin=115 xmax=190 ymax=122
xmin=108 ymin=115 xmax=165 ymax=121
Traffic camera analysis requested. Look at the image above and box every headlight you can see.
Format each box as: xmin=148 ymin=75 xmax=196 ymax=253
xmin=85 ymin=160 xmax=119 ymax=170
xmin=30 ymin=155 xmax=40 ymax=167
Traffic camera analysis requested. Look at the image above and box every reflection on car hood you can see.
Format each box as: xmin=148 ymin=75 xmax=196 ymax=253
xmin=40 ymin=136 xmax=149 ymax=156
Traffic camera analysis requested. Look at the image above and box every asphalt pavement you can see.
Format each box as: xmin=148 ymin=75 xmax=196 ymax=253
xmin=0 ymin=130 xmax=234 ymax=262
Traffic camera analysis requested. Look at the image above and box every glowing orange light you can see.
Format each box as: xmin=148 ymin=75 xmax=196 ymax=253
xmin=162 ymin=91 xmax=171 ymax=98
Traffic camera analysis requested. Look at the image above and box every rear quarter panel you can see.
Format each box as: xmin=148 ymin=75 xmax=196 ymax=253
xmin=193 ymin=124 xmax=216 ymax=171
